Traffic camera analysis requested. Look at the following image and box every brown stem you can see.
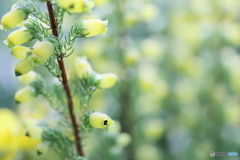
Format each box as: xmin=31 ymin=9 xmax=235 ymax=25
xmin=46 ymin=1 xmax=84 ymax=157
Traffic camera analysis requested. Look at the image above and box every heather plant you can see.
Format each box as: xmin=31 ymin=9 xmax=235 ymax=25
xmin=0 ymin=0 xmax=117 ymax=159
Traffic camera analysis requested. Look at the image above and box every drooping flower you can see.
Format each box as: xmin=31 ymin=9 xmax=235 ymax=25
xmin=75 ymin=57 xmax=93 ymax=78
xmin=18 ymin=71 xmax=38 ymax=84
xmin=11 ymin=46 xmax=32 ymax=59
xmin=89 ymin=112 xmax=114 ymax=131
xmin=32 ymin=40 xmax=54 ymax=61
xmin=1 ymin=6 xmax=28 ymax=30
xmin=82 ymin=19 xmax=108 ymax=37
xmin=25 ymin=127 xmax=43 ymax=139
xmin=55 ymin=0 xmax=75 ymax=10
xmin=4 ymin=27 xmax=32 ymax=48
xmin=15 ymin=57 xmax=36 ymax=76
xmin=36 ymin=142 xmax=49 ymax=156
xmin=98 ymin=73 xmax=118 ymax=89
xmin=14 ymin=86 xmax=37 ymax=103
xmin=67 ymin=0 xmax=85 ymax=13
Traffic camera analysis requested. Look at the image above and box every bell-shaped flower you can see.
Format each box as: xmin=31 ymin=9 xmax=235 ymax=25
xmin=82 ymin=19 xmax=108 ymax=37
xmin=15 ymin=86 xmax=37 ymax=103
xmin=11 ymin=46 xmax=32 ymax=59
xmin=68 ymin=0 xmax=84 ymax=13
xmin=1 ymin=7 xmax=28 ymax=30
xmin=32 ymin=40 xmax=54 ymax=61
xmin=98 ymin=73 xmax=118 ymax=89
xmin=75 ymin=57 xmax=93 ymax=78
xmin=15 ymin=57 xmax=36 ymax=76
xmin=56 ymin=0 xmax=74 ymax=10
xmin=36 ymin=142 xmax=49 ymax=156
xmin=89 ymin=112 xmax=114 ymax=131
xmin=18 ymin=71 xmax=38 ymax=84
xmin=4 ymin=27 xmax=32 ymax=48
xmin=25 ymin=127 xmax=43 ymax=139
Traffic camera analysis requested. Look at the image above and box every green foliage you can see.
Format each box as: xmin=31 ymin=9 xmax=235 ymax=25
xmin=42 ymin=128 xmax=77 ymax=160
xmin=17 ymin=0 xmax=48 ymax=23
xmin=81 ymin=111 xmax=94 ymax=134
xmin=76 ymin=73 xmax=100 ymax=107
xmin=64 ymin=21 xmax=86 ymax=57
xmin=31 ymin=77 xmax=68 ymax=116
xmin=45 ymin=55 xmax=62 ymax=78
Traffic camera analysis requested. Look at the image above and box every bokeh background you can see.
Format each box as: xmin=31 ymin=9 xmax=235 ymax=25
xmin=0 ymin=0 xmax=240 ymax=160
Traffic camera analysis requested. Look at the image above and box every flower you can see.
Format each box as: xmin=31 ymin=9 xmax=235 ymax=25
xmin=89 ymin=112 xmax=115 ymax=131
xmin=82 ymin=19 xmax=108 ymax=37
xmin=4 ymin=27 xmax=32 ymax=48
xmin=56 ymin=0 xmax=74 ymax=10
xmin=75 ymin=57 xmax=93 ymax=78
xmin=18 ymin=71 xmax=38 ymax=84
xmin=25 ymin=127 xmax=43 ymax=139
xmin=1 ymin=7 xmax=28 ymax=30
xmin=15 ymin=57 xmax=36 ymax=76
xmin=67 ymin=0 xmax=84 ymax=13
xmin=0 ymin=108 xmax=40 ymax=160
xmin=0 ymin=108 xmax=19 ymax=160
xmin=36 ymin=142 xmax=49 ymax=156
xmin=14 ymin=86 xmax=37 ymax=103
xmin=32 ymin=40 xmax=54 ymax=61
xmin=11 ymin=46 xmax=32 ymax=59
xmin=98 ymin=73 xmax=118 ymax=89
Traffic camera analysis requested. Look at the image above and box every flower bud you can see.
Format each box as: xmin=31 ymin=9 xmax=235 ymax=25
xmin=75 ymin=57 xmax=93 ymax=78
xmin=36 ymin=142 xmax=49 ymax=156
xmin=116 ymin=133 xmax=132 ymax=147
xmin=82 ymin=19 xmax=108 ymax=37
xmin=68 ymin=0 xmax=84 ymax=13
xmin=32 ymin=40 xmax=54 ymax=61
xmin=25 ymin=127 xmax=43 ymax=139
xmin=1 ymin=7 xmax=28 ymax=30
xmin=98 ymin=73 xmax=118 ymax=89
xmin=56 ymin=0 xmax=74 ymax=9
xmin=15 ymin=57 xmax=36 ymax=76
xmin=18 ymin=71 xmax=38 ymax=84
xmin=11 ymin=46 xmax=32 ymax=59
xmin=15 ymin=86 xmax=36 ymax=103
xmin=4 ymin=27 xmax=32 ymax=48
xmin=89 ymin=112 xmax=114 ymax=131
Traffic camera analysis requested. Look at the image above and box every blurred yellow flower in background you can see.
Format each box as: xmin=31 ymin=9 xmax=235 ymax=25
xmin=0 ymin=108 xmax=39 ymax=160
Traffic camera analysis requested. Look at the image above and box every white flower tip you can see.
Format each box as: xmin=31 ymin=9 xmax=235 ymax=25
xmin=103 ymin=20 xmax=108 ymax=26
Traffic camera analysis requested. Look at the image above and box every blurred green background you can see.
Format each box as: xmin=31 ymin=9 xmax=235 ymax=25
xmin=0 ymin=0 xmax=240 ymax=160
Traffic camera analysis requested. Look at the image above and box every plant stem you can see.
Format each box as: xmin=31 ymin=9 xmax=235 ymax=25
xmin=46 ymin=1 xmax=84 ymax=157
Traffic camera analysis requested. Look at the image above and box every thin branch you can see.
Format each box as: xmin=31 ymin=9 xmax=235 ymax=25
xmin=46 ymin=1 xmax=84 ymax=157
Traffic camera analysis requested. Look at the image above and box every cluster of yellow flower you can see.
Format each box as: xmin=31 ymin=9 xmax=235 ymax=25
xmin=1 ymin=2 xmax=109 ymax=77
xmin=15 ymin=71 xmax=38 ymax=103
xmin=25 ymin=127 xmax=48 ymax=155
xmin=56 ymin=0 xmax=94 ymax=13
xmin=75 ymin=56 xmax=118 ymax=89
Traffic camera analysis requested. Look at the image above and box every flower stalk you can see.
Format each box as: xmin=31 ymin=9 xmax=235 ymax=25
xmin=46 ymin=1 xmax=84 ymax=157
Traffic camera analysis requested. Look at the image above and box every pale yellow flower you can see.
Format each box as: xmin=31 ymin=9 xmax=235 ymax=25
xmin=15 ymin=57 xmax=36 ymax=76
xmin=89 ymin=112 xmax=114 ymax=131
xmin=11 ymin=46 xmax=32 ymax=59
xmin=98 ymin=73 xmax=118 ymax=89
xmin=14 ymin=86 xmax=36 ymax=103
xmin=82 ymin=19 xmax=108 ymax=37
xmin=5 ymin=27 xmax=32 ymax=48
xmin=1 ymin=8 xmax=27 ymax=30
xmin=32 ymin=40 xmax=54 ymax=61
